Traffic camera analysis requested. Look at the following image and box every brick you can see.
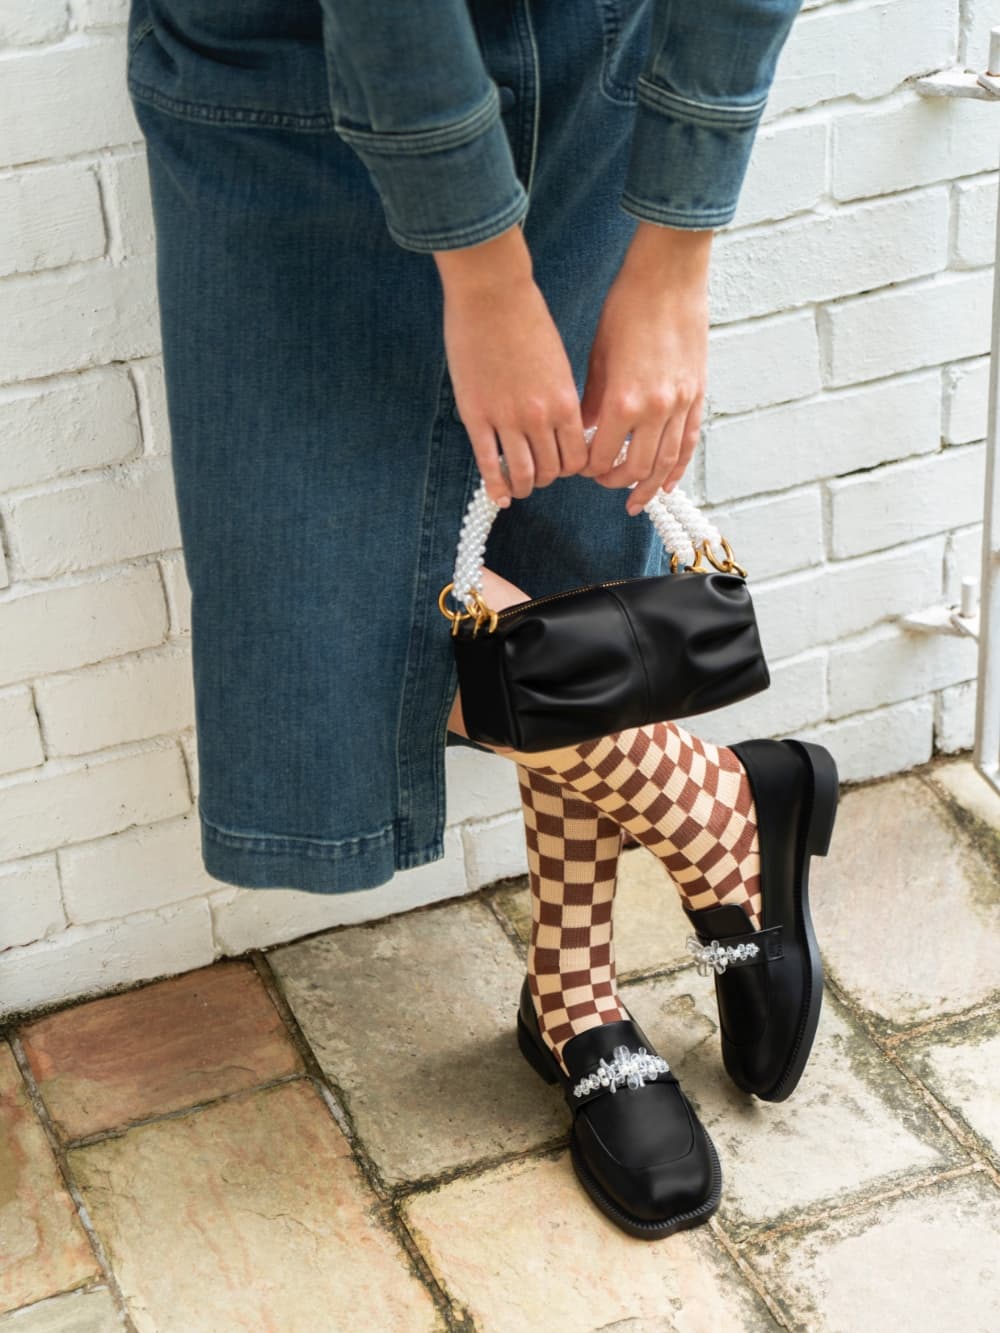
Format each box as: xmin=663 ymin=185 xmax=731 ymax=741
xmin=0 ymin=856 xmax=65 ymax=952
xmin=8 ymin=461 xmax=181 ymax=579
xmin=211 ymin=825 xmax=469 ymax=955
xmin=0 ymin=163 xmax=104 ymax=278
xmin=34 ymin=643 xmax=194 ymax=757
xmin=0 ymin=0 xmax=68 ymax=45
xmin=445 ymin=746 xmax=522 ymax=827
xmin=0 ymin=898 xmax=214 ymax=1022
xmin=0 ymin=744 xmax=190 ymax=862
xmin=829 ymin=444 xmax=986 ymax=558
xmin=935 ymin=680 xmax=976 ymax=752
xmin=751 ymin=536 xmax=946 ymax=660
xmin=130 ymin=356 xmax=170 ymax=455
xmin=706 ymin=309 xmax=821 ymax=416
xmin=693 ymin=649 xmax=829 ymax=748
xmin=765 ymin=0 xmax=955 ymax=120
xmin=704 ymin=487 xmax=824 ymax=578
xmin=705 ymin=369 xmax=941 ymax=502
xmin=58 ymin=812 xmax=210 ymax=923
xmin=711 ymin=187 xmax=948 ymax=324
xmin=832 ymin=93 xmax=998 ymax=201
xmin=159 ymin=554 xmax=191 ymax=635
xmin=0 ymin=537 xmax=6 ymax=591
xmin=0 ymin=35 xmax=140 ymax=169
xmin=73 ymin=0 xmax=128 ymax=29
xmin=0 ymin=369 xmax=140 ymax=492
xmin=0 ymin=686 xmax=43 ymax=775
xmin=20 ymin=960 xmax=302 ymax=1140
xmin=829 ymin=623 xmax=979 ymax=718
xmin=461 ymin=812 xmax=528 ymax=889
xmin=944 ymin=523 xmax=984 ymax=602
xmin=943 ymin=356 xmax=990 ymax=444
xmin=797 ymin=697 xmax=935 ymax=782
xmin=0 ymin=256 xmax=159 ymax=386
xmin=731 ymin=116 xmax=826 ymax=227
xmin=0 ymin=565 xmax=167 ymax=688
xmin=103 ymin=149 xmax=154 ymax=260
xmin=952 ymin=174 xmax=998 ymax=269
xmin=819 ymin=269 xmax=994 ymax=386
xmin=960 ymin=0 xmax=999 ymax=66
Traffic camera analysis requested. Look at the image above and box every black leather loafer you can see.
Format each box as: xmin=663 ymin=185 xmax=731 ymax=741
xmin=516 ymin=977 xmax=721 ymax=1239
xmin=683 ymin=737 xmax=839 ymax=1103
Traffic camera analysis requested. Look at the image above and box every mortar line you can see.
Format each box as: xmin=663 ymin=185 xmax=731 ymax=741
xmin=7 ymin=1033 xmax=140 ymax=1333
xmin=708 ymin=1217 xmax=795 ymax=1330
xmin=249 ymin=949 xmax=475 ymax=1333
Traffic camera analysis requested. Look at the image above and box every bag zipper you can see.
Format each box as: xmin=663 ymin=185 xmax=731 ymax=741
xmin=494 ymin=576 xmax=645 ymax=620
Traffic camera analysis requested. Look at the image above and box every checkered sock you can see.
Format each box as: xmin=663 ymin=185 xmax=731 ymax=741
xmin=518 ymin=766 xmax=628 ymax=1077
xmin=510 ymin=720 xmax=762 ymax=931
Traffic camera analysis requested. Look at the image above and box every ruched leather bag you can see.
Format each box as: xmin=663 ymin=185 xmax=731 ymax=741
xmin=438 ymin=443 xmax=770 ymax=753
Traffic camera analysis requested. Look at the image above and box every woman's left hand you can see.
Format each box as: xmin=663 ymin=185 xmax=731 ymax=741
xmin=581 ymin=222 xmax=712 ymax=516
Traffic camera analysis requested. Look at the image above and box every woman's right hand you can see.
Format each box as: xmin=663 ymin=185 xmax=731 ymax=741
xmin=435 ymin=223 xmax=589 ymax=507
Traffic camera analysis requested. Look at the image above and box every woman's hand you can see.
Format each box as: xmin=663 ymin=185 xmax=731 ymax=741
xmin=435 ymin=224 xmax=589 ymax=507
xmin=581 ymin=223 xmax=712 ymax=516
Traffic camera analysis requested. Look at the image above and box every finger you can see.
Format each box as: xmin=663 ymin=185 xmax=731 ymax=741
xmin=526 ymin=428 xmax=563 ymax=488
xmin=624 ymin=410 xmax=687 ymax=513
xmin=591 ymin=418 xmax=662 ymax=492
xmin=555 ymin=408 xmax=589 ymax=476
xmin=582 ymin=412 xmax=635 ymax=478
xmin=466 ymin=420 xmax=512 ymax=507
xmin=662 ymin=396 xmax=705 ymax=493
xmin=497 ymin=428 xmax=536 ymax=500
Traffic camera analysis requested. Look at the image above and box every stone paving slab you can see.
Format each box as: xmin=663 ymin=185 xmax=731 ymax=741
xmin=750 ymin=1171 xmax=1000 ymax=1332
xmin=492 ymin=844 xmax=695 ymax=978
xmin=0 ymin=1043 xmax=98 ymax=1315
xmin=404 ymin=1150 xmax=779 ymax=1332
xmin=0 ymin=1288 xmax=122 ymax=1332
xmin=896 ymin=1008 xmax=1000 ymax=1165
xmin=809 ymin=777 xmax=1000 ymax=1030
xmin=68 ymin=1080 xmax=441 ymax=1333
xmin=268 ymin=899 xmax=567 ymax=1186
xmin=19 ymin=960 xmax=302 ymax=1142
xmin=614 ymin=970 xmax=961 ymax=1241
xmin=926 ymin=758 xmax=1000 ymax=843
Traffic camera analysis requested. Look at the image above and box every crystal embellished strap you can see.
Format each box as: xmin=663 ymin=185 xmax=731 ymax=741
xmin=450 ymin=426 xmax=726 ymax=611
xmin=571 ymin=1043 xmax=670 ymax=1100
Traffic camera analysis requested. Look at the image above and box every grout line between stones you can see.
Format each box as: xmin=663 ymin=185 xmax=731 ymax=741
xmin=739 ymin=1162 xmax=988 ymax=1250
xmin=707 ymin=1217 xmax=794 ymax=1330
xmin=6 ymin=1033 xmax=140 ymax=1333
xmin=248 ymin=950 xmax=474 ymax=1333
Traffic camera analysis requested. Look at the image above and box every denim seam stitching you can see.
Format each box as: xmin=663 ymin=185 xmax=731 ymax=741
xmin=127 ymin=79 xmax=336 ymax=129
xmin=620 ymin=194 xmax=738 ymax=227
xmin=200 ymin=808 xmax=395 ymax=859
xmin=385 ymin=190 xmax=528 ymax=253
xmin=636 ymin=75 xmax=767 ymax=128
xmin=333 ymin=84 xmax=501 ymax=155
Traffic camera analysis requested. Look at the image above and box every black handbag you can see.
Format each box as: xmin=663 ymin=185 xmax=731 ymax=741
xmin=438 ymin=467 xmax=770 ymax=753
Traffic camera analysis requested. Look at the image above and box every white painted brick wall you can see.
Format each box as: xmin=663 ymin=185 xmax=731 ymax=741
xmin=1 ymin=3 xmax=997 ymax=1020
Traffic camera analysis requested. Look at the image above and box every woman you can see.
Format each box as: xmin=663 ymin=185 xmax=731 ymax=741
xmin=126 ymin=0 xmax=836 ymax=1239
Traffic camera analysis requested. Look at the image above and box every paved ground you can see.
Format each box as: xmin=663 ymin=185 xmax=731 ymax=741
xmin=1 ymin=754 xmax=999 ymax=1332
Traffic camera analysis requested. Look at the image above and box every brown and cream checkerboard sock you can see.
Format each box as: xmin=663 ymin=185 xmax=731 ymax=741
xmin=518 ymin=766 xmax=629 ymax=1076
xmin=511 ymin=719 xmax=762 ymax=931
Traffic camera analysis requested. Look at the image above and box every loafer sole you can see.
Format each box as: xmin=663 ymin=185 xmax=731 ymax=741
xmin=746 ymin=737 xmax=839 ymax=1103
xmin=516 ymin=1009 xmax=722 ymax=1238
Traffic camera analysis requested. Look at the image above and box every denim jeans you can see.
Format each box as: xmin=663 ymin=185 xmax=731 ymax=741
xmin=124 ymin=0 xmax=781 ymax=893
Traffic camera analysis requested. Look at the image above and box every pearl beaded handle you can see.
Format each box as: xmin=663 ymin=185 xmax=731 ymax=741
xmin=449 ymin=426 xmax=731 ymax=612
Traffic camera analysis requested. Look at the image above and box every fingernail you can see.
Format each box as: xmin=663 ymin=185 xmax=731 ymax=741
xmin=498 ymin=495 xmax=511 ymax=508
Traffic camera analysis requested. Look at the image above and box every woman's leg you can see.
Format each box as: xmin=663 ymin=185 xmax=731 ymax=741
xmin=447 ymin=565 xmax=763 ymax=1070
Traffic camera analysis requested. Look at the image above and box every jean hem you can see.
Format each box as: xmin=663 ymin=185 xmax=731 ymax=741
xmin=200 ymin=809 xmax=445 ymax=893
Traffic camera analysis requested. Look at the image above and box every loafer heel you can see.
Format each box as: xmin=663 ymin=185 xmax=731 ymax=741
xmin=787 ymin=737 xmax=840 ymax=857
xmin=516 ymin=1009 xmax=559 ymax=1084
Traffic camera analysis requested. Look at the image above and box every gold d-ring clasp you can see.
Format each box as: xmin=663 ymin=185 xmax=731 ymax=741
xmin=669 ymin=536 xmax=747 ymax=578
xmin=438 ymin=583 xmax=500 ymax=636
